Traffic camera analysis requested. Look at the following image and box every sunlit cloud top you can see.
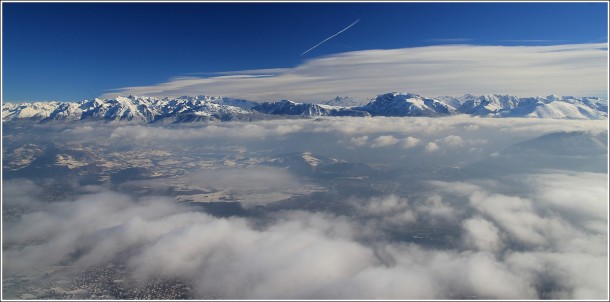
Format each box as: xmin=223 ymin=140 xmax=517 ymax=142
xmin=102 ymin=43 xmax=608 ymax=102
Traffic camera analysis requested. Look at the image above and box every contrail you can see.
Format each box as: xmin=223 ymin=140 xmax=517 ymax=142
xmin=301 ymin=19 xmax=360 ymax=56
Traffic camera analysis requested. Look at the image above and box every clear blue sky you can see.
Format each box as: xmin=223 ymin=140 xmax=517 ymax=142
xmin=2 ymin=2 xmax=608 ymax=102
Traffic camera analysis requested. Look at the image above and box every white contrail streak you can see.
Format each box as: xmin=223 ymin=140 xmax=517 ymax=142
xmin=301 ymin=19 xmax=360 ymax=56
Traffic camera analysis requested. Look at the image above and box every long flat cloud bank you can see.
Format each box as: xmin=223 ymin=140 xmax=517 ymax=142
xmin=102 ymin=43 xmax=609 ymax=102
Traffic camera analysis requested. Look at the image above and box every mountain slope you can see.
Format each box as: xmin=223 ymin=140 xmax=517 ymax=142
xmin=3 ymin=92 xmax=607 ymax=123
xmin=357 ymin=93 xmax=454 ymax=117
xmin=464 ymin=131 xmax=609 ymax=176
xmin=252 ymin=100 xmax=370 ymax=117
xmin=3 ymin=96 xmax=251 ymax=124
xmin=436 ymin=94 xmax=607 ymax=119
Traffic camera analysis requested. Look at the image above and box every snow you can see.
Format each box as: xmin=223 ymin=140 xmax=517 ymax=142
xmin=301 ymin=152 xmax=321 ymax=167
xmin=2 ymin=92 xmax=607 ymax=123
xmin=531 ymin=102 xmax=606 ymax=119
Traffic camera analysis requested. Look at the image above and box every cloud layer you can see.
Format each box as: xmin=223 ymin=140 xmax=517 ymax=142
xmin=102 ymin=43 xmax=609 ymax=101
xmin=3 ymin=170 xmax=607 ymax=299
xmin=2 ymin=116 xmax=608 ymax=299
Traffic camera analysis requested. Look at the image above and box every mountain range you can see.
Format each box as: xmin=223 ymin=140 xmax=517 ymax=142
xmin=2 ymin=92 xmax=607 ymax=123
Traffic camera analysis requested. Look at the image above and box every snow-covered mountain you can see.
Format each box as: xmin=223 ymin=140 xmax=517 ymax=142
xmin=2 ymin=101 xmax=65 ymax=121
xmin=3 ymin=92 xmax=607 ymax=123
xmin=320 ymin=96 xmax=369 ymax=107
xmin=252 ymin=100 xmax=370 ymax=117
xmin=436 ymin=94 xmax=607 ymax=119
xmin=357 ymin=92 xmax=454 ymax=117
xmin=174 ymin=95 xmax=259 ymax=110
xmin=2 ymin=95 xmax=251 ymax=124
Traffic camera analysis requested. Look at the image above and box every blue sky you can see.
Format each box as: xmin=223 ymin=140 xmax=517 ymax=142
xmin=2 ymin=2 xmax=608 ymax=102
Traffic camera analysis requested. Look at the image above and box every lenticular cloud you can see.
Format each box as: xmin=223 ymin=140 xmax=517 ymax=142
xmin=103 ymin=43 xmax=608 ymax=101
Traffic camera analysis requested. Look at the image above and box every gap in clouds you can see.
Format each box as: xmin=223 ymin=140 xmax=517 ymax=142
xmin=101 ymin=43 xmax=609 ymax=102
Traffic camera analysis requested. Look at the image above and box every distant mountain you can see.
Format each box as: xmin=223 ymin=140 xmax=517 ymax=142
xmin=2 ymin=92 xmax=607 ymax=123
xmin=508 ymin=131 xmax=608 ymax=156
xmin=436 ymin=94 xmax=608 ymax=119
xmin=175 ymin=95 xmax=259 ymax=110
xmin=464 ymin=130 xmax=609 ymax=175
xmin=356 ymin=92 xmax=454 ymax=117
xmin=2 ymin=95 xmax=251 ymax=124
xmin=320 ymin=96 xmax=369 ymax=107
xmin=252 ymin=100 xmax=371 ymax=117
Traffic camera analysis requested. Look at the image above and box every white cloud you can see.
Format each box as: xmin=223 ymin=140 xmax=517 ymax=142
xmin=400 ymin=136 xmax=421 ymax=149
xmin=525 ymin=172 xmax=608 ymax=228
xmin=425 ymin=142 xmax=439 ymax=152
xmin=415 ymin=194 xmax=456 ymax=222
xmin=371 ymin=135 xmax=399 ymax=148
xmin=352 ymin=195 xmax=417 ymax=226
xmin=349 ymin=135 xmax=368 ymax=146
xmin=3 ymin=117 xmax=608 ymax=299
xmin=102 ymin=43 xmax=609 ymax=101
xmin=438 ymin=134 xmax=465 ymax=147
xmin=462 ymin=217 xmax=504 ymax=253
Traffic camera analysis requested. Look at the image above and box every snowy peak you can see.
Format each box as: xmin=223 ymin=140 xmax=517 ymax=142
xmin=434 ymin=94 xmax=607 ymax=119
xmin=2 ymin=101 xmax=62 ymax=121
xmin=321 ymin=96 xmax=368 ymax=107
xmin=358 ymin=92 xmax=453 ymax=116
xmin=252 ymin=100 xmax=370 ymax=117
xmin=172 ymin=95 xmax=259 ymax=110
xmin=2 ymin=95 xmax=251 ymax=124
xmin=456 ymin=94 xmax=537 ymax=115
xmin=2 ymin=92 xmax=607 ymax=123
xmin=252 ymin=100 xmax=320 ymax=116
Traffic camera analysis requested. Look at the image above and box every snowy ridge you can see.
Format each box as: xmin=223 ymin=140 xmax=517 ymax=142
xmin=356 ymin=92 xmax=454 ymax=117
xmin=437 ymin=94 xmax=607 ymax=119
xmin=2 ymin=92 xmax=607 ymax=123
xmin=321 ymin=96 xmax=369 ymax=107
xmin=2 ymin=101 xmax=64 ymax=121
xmin=252 ymin=100 xmax=371 ymax=117
xmin=2 ymin=95 xmax=251 ymax=124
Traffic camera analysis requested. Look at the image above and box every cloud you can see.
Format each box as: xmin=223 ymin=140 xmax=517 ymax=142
xmin=400 ymin=136 xmax=421 ymax=149
xmin=426 ymin=38 xmax=472 ymax=43
xmin=426 ymin=173 xmax=608 ymax=299
xmin=348 ymin=135 xmax=368 ymax=146
xmin=438 ymin=134 xmax=465 ymax=147
xmin=500 ymin=39 xmax=568 ymax=43
xmin=107 ymin=121 xmax=305 ymax=142
xmin=102 ymin=43 xmax=609 ymax=101
xmin=425 ymin=142 xmax=440 ymax=152
xmin=1 ymin=184 xmax=539 ymax=299
xmin=370 ymin=135 xmax=399 ymax=148
xmin=350 ymin=195 xmax=417 ymax=226
xmin=415 ymin=194 xmax=456 ymax=222
xmin=3 ymin=116 xmax=608 ymax=299
xmin=371 ymin=135 xmax=421 ymax=149
xmin=462 ymin=216 xmax=504 ymax=253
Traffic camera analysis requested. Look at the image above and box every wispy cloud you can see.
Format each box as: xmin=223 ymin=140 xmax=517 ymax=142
xmin=425 ymin=38 xmax=472 ymax=43
xmin=102 ymin=43 xmax=609 ymax=101
xmin=500 ymin=39 xmax=568 ymax=43
xmin=301 ymin=19 xmax=360 ymax=56
xmin=184 ymin=68 xmax=290 ymax=77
